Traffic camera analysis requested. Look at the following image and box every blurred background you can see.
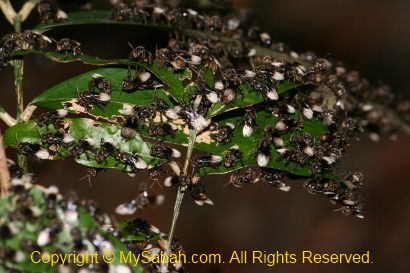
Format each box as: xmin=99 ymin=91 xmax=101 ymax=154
xmin=1 ymin=1 xmax=410 ymax=272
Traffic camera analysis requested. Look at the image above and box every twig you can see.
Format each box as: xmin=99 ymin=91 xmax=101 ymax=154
xmin=18 ymin=1 xmax=40 ymax=22
xmin=165 ymin=95 xmax=202 ymax=260
xmin=0 ymin=110 xmax=17 ymax=127
xmin=20 ymin=104 xmax=37 ymax=121
xmin=167 ymin=129 xmax=197 ymax=247
xmin=0 ymin=0 xmax=16 ymax=25
xmin=0 ymin=130 xmax=10 ymax=198
xmin=11 ymin=15 xmax=27 ymax=169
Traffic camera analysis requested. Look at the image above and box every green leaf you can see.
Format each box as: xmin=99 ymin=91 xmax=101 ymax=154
xmin=19 ymin=54 xmax=318 ymax=177
xmin=23 ymin=51 xmax=300 ymax=119
xmin=14 ymin=51 xmax=186 ymax=102
xmin=31 ymin=67 xmax=174 ymax=121
xmin=207 ymin=81 xmax=301 ymax=117
xmin=196 ymin=109 xmax=328 ymax=176
xmin=32 ymin=10 xmax=306 ymax=66
xmin=3 ymin=118 xmax=162 ymax=171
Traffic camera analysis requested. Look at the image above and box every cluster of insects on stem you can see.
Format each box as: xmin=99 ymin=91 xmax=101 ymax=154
xmin=1 ymin=0 xmax=407 ymax=219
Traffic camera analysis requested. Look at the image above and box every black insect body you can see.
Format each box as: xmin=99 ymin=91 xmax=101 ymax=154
xmin=259 ymin=169 xmax=290 ymax=192
xmin=164 ymin=175 xmax=196 ymax=191
xmin=251 ymin=78 xmax=278 ymax=101
xmin=280 ymin=149 xmax=311 ymax=166
xmin=41 ymin=132 xmax=64 ymax=146
xmin=37 ymin=109 xmax=68 ymax=127
xmin=132 ymin=106 xmax=156 ymax=122
xmin=188 ymin=183 xmax=213 ymax=206
xmin=20 ymin=30 xmax=52 ymax=50
xmin=276 ymin=118 xmax=304 ymax=133
xmin=79 ymin=168 xmax=105 ymax=185
xmin=214 ymin=123 xmax=234 ymax=143
xmin=150 ymin=143 xmax=181 ymax=160
xmin=256 ymin=137 xmax=271 ymax=167
xmin=95 ymin=142 xmax=116 ymax=163
xmin=172 ymin=51 xmax=202 ymax=70
xmin=180 ymin=104 xmax=211 ymax=132
xmin=121 ymin=117 xmax=139 ymax=139
xmin=129 ymin=45 xmax=153 ymax=63
xmin=126 ymin=219 xmax=159 ymax=238
xmin=17 ymin=143 xmax=49 ymax=160
xmin=148 ymin=164 xmax=162 ymax=184
xmin=224 ymin=68 xmax=253 ymax=88
xmin=204 ymin=15 xmax=224 ymax=32
xmin=121 ymin=69 xmax=152 ymax=92
xmin=350 ymin=172 xmax=364 ymax=188
xmin=304 ymin=178 xmax=325 ymax=195
xmin=116 ymin=152 xmax=148 ymax=171
xmin=115 ymin=189 xmax=164 ymax=215
xmin=69 ymin=139 xmax=94 ymax=157
xmin=243 ymin=108 xmax=257 ymax=137
xmin=131 ymin=5 xmax=152 ymax=24
xmin=56 ymin=38 xmax=82 ymax=56
xmin=0 ymin=48 xmax=8 ymax=68
xmin=155 ymin=99 xmax=181 ymax=122
xmin=76 ymin=90 xmax=110 ymax=111
xmin=191 ymin=44 xmax=219 ymax=72
xmin=248 ymin=27 xmax=272 ymax=47
xmin=264 ymin=126 xmax=285 ymax=148
xmin=37 ymin=3 xmax=67 ymax=23
xmin=111 ymin=3 xmax=132 ymax=21
xmin=223 ymin=146 xmax=243 ymax=168
xmin=340 ymin=203 xmax=364 ymax=219
xmin=1 ymin=33 xmax=19 ymax=53
xmin=228 ymin=168 xmax=258 ymax=188
xmin=195 ymin=79 xmax=220 ymax=104
xmin=156 ymin=48 xmax=176 ymax=67
xmin=88 ymin=74 xmax=111 ymax=94
xmin=148 ymin=122 xmax=176 ymax=137
xmin=309 ymin=162 xmax=323 ymax=175
xmin=193 ymin=155 xmax=222 ymax=170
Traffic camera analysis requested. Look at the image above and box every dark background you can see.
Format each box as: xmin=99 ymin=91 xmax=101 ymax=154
xmin=1 ymin=1 xmax=410 ymax=273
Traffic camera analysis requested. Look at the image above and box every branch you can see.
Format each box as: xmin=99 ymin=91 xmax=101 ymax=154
xmin=20 ymin=104 xmax=37 ymax=121
xmin=0 ymin=108 xmax=17 ymax=126
xmin=0 ymin=0 xmax=16 ymax=25
xmin=165 ymin=95 xmax=202 ymax=258
xmin=18 ymin=1 xmax=40 ymax=22
xmin=0 ymin=130 xmax=10 ymax=198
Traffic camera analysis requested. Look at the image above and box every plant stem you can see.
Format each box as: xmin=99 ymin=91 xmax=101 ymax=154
xmin=0 ymin=0 xmax=17 ymax=25
xmin=12 ymin=15 xmax=26 ymax=170
xmin=0 ymin=130 xmax=10 ymax=198
xmin=167 ymin=129 xmax=197 ymax=250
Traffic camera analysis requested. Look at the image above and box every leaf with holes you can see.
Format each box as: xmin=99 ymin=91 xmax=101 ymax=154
xmin=31 ymin=67 xmax=174 ymax=121
xmin=3 ymin=118 xmax=162 ymax=171
xmin=22 ymin=51 xmax=301 ymax=120
xmin=32 ymin=10 xmax=301 ymax=65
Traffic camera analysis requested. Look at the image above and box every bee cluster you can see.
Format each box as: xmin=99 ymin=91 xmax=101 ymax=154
xmin=17 ymin=110 xmax=156 ymax=175
xmin=1 ymin=0 xmax=408 ymax=220
xmin=121 ymin=219 xmax=187 ymax=273
xmin=0 ymin=30 xmax=84 ymax=68
xmin=0 ymin=161 xmax=184 ymax=273
xmin=2 ymin=34 xmax=381 ymax=216
xmin=108 ymin=0 xmax=408 ymax=138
